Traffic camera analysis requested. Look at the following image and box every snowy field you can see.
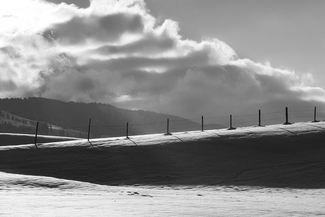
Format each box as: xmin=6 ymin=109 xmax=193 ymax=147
xmin=1 ymin=122 xmax=325 ymax=216
xmin=1 ymin=172 xmax=325 ymax=216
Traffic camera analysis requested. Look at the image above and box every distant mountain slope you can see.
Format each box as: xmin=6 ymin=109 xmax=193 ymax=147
xmin=0 ymin=110 xmax=88 ymax=138
xmin=0 ymin=98 xmax=200 ymax=137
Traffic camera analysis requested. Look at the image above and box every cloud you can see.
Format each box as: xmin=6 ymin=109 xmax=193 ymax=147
xmin=0 ymin=0 xmax=324 ymax=122
xmin=44 ymin=12 xmax=145 ymax=45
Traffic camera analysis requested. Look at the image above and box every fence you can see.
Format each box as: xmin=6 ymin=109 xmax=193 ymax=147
xmin=30 ymin=106 xmax=325 ymax=147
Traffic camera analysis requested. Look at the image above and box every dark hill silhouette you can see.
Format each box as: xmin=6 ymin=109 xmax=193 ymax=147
xmin=0 ymin=97 xmax=200 ymax=137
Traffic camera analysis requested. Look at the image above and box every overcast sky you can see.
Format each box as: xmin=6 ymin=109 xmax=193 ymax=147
xmin=1 ymin=0 xmax=324 ymax=120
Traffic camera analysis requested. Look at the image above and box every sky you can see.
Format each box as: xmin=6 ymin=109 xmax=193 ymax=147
xmin=0 ymin=0 xmax=325 ymax=120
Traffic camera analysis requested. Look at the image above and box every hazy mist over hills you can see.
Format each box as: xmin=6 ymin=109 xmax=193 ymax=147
xmin=0 ymin=97 xmax=200 ymax=137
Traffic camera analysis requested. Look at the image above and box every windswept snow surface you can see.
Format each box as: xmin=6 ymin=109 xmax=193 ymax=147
xmin=1 ymin=172 xmax=325 ymax=216
xmin=1 ymin=122 xmax=325 ymax=216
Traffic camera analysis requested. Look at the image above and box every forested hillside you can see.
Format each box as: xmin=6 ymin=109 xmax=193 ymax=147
xmin=0 ymin=98 xmax=200 ymax=137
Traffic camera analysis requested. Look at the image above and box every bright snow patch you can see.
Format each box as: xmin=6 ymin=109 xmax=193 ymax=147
xmin=1 ymin=172 xmax=325 ymax=216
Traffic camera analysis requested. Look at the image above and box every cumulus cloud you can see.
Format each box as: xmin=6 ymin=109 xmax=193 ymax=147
xmin=0 ymin=0 xmax=324 ymax=123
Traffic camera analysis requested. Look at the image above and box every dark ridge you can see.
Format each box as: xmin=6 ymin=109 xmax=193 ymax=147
xmin=1 ymin=130 xmax=325 ymax=188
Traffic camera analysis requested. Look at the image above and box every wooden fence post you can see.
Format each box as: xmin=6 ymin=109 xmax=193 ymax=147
xmin=230 ymin=115 xmax=233 ymax=129
xmin=285 ymin=107 xmax=288 ymax=123
xmin=312 ymin=106 xmax=319 ymax=122
xmin=87 ymin=118 xmax=91 ymax=141
xmin=284 ymin=107 xmax=292 ymax=125
xmin=228 ymin=115 xmax=236 ymax=130
xmin=166 ymin=119 xmax=171 ymax=135
xmin=126 ymin=122 xmax=129 ymax=139
xmin=258 ymin=109 xmax=261 ymax=127
xmin=34 ymin=121 xmax=39 ymax=148
xmin=201 ymin=116 xmax=204 ymax=132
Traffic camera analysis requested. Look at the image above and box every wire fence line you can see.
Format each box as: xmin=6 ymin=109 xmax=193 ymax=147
xmin=28 ymin=106 xmax=325 ymax=147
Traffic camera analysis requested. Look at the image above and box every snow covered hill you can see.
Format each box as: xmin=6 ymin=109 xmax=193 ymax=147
xmin=1 ymin=121 xmax=325 ymax=216
xmin=1 ymin=121 xmax=325 ymax=188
